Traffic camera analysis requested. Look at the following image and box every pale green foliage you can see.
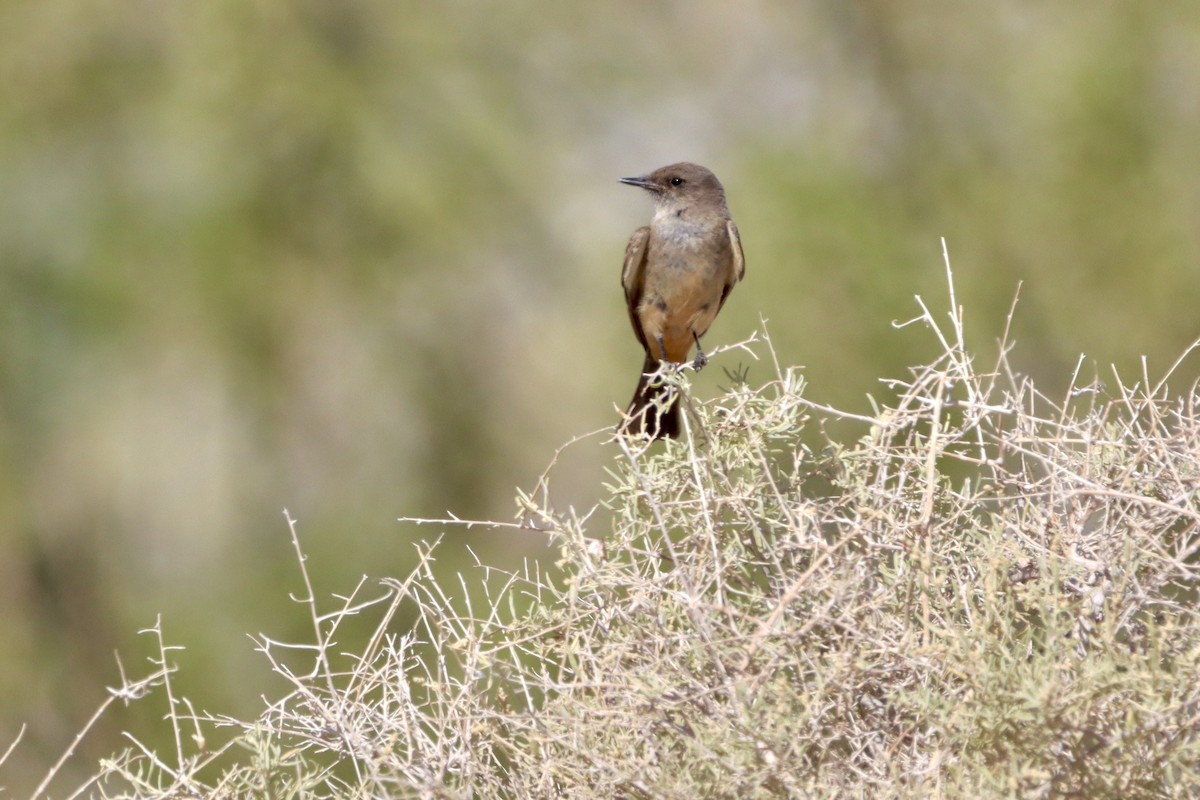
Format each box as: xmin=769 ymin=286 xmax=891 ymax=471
xmin=28 ymin=280 xmax=1200 ymax=799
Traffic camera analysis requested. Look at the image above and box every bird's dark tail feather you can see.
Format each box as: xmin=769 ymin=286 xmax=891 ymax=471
xmin=620 ymin=355 xmax=681 ymax=440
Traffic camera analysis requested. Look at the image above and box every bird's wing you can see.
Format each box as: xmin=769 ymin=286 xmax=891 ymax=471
xmin=716 ymin=219 xmax=746 ymax=314
xmin=621 ymin=226 xmax=652 ymax=353
xmin=727 ymin=220 xmax=746 ymax=284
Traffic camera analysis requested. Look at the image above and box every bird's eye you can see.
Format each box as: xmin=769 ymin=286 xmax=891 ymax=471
xmin=670 ymin=177 xmax=684 ymax=186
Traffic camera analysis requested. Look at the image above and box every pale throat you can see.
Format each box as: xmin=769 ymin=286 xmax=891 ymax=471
xmin=652 ymin=202 xmax=723 ymax=245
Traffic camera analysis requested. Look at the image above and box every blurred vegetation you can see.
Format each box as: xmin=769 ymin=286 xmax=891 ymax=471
xmin=2 ymin=0 xmax=1199 ymax=793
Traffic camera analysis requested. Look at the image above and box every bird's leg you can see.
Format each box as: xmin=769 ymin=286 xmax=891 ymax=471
xmin=656 ymin=334 xmax=668 ymax=363
xmin=691 ymin=332 xmax=707 ymax=371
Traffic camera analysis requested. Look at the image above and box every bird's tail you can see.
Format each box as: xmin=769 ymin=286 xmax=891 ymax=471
xmin=620 ymin=355 xmax=681 ymax=440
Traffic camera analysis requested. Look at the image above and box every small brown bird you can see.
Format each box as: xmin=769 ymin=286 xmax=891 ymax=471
xmin=618 ymin=162 xmax=745 ymax=439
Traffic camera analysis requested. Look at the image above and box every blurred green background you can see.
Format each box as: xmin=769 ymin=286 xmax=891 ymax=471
xmin=3 ymin=0 xmax=1199 ymax=790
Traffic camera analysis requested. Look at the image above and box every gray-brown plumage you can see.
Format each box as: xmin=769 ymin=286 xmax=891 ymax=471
xmin=618 ymin=162 xmax=745 ymax=439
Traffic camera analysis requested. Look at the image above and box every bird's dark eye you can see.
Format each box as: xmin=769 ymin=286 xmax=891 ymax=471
xmin=670 ymin=177 xmax=684 ymax=186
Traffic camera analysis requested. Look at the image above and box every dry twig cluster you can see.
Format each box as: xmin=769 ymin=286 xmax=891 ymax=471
xmin=15 ymin=253 xmax=1200 ymax=798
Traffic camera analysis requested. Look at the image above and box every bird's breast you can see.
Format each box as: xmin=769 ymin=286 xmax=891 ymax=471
xmin=647 ymin=217 xmax=729 ymax=275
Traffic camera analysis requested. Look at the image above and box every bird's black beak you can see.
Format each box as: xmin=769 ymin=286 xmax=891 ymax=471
xmin=619 ymin=175 xmax=661 ymax=193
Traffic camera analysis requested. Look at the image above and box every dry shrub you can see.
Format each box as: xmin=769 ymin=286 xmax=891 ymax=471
xmin=19 ymin=258 xmax=1200 ymax=799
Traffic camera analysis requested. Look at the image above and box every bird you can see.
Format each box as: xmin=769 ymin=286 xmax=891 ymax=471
xmin=617 ymin=162 xmax=745 ymax=439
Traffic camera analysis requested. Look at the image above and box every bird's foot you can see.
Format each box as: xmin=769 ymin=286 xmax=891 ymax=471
xmin=691 ymin=333 xmax=707 ymax=371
